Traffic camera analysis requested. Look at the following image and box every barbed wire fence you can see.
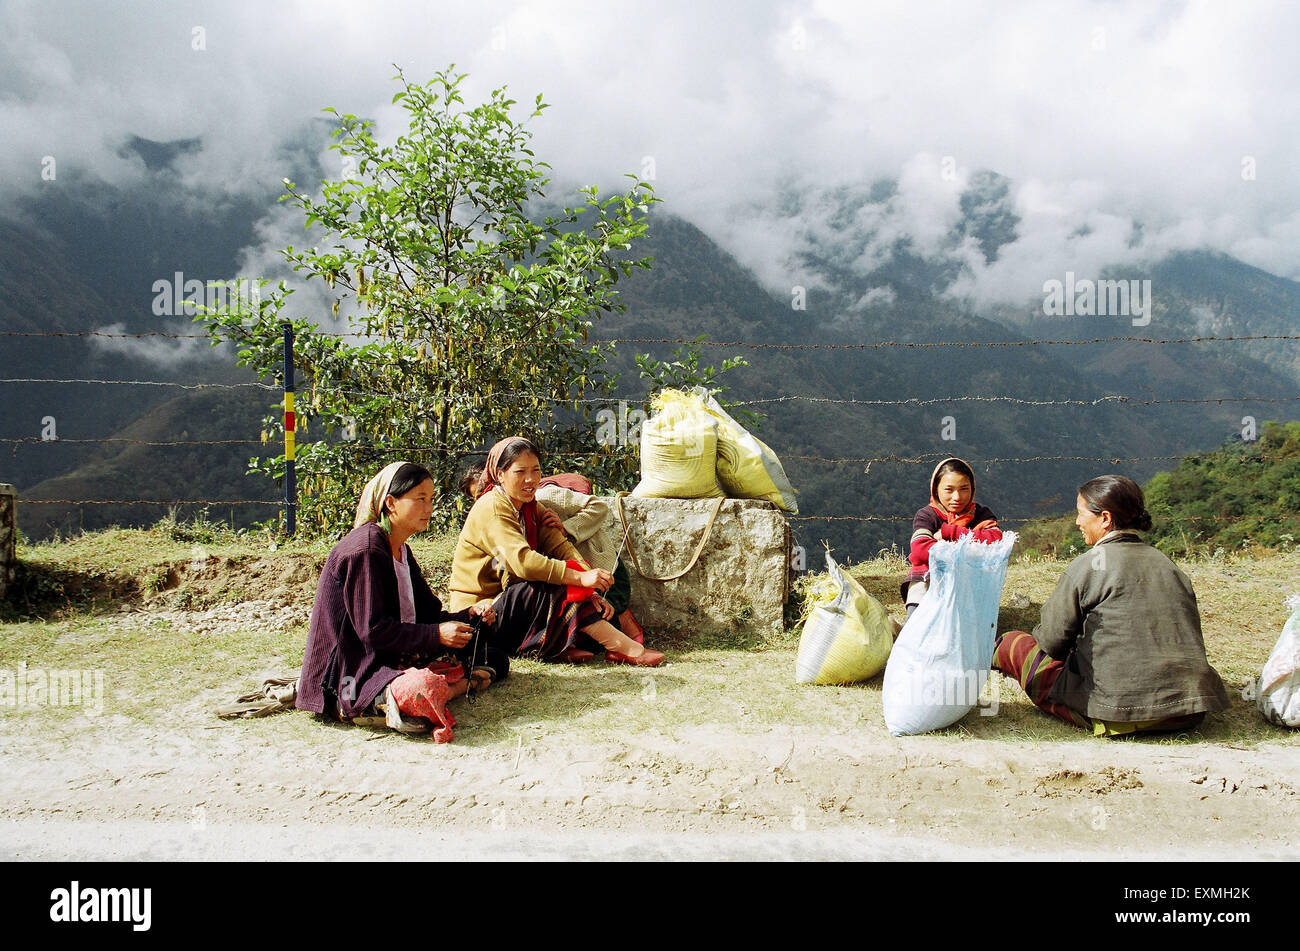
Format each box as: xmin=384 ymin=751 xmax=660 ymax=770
xmin=4 ymin=327 xmax=1299 ymax=542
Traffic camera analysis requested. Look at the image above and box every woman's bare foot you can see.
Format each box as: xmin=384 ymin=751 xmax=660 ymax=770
xmin=468 ymin=668 xmax=494 ymax=694
xmin=580 ymin=619 xmax=646 ymax=657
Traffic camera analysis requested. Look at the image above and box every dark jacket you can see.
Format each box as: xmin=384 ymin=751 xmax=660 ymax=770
xmin=1034 ymin=532 xmax=1230 ymax=721
xmin=297 ymin=522 xmax=469 ymax=718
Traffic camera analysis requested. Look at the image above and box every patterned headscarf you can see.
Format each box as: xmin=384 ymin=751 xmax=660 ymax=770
xmin=477 ymin=436 xmax=541 ymax=550
xmin=353 ymin=461 xmax=408 ymax=531
xmin=476 ymin=436 xmax=535 ymax=499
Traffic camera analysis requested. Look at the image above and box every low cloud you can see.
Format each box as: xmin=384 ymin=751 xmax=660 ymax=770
xmin=6 ymin=0 xmax=1298 ymax=321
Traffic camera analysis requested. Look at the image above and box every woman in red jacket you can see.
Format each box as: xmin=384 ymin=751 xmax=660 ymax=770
xmin=900 ymin=457 xmax=1002 ymax=619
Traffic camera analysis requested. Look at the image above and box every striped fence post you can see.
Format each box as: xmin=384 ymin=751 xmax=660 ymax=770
xmin=283 ymin=323 xmax=296 ymax=537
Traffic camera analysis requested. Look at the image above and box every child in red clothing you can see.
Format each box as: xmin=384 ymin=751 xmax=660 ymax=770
xmin=900 ymin=457 xmax=1002 ymax=619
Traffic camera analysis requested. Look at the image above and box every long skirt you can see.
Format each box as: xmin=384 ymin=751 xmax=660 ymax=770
xmin=992 ymin=630 xmax=1092 ymax=728
xmin=488 ymin=580 xmax=601 ymax=661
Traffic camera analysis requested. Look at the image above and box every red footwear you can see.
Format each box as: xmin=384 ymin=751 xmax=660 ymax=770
xmin=616 ymin=609 xmax=645 ymax=645
xmin=605 ymin=648 xmax=665 ymax=668
xmin=557 ymin=648 xmax=595 ymax=664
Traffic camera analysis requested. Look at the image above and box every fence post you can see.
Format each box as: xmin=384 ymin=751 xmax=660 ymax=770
xmin=283 ymin=323 xmax=296 ymax=537
xmin=0 ymin=483 xmax=15 ymax=601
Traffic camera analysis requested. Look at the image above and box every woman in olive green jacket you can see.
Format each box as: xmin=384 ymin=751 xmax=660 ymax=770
xmin=993 ymin=475 xmax=1229 ymax=737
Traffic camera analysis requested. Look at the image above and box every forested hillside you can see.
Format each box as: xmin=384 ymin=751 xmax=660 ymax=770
xmin=6 ymin=156 xmax=1300 ymax=556
xmin=1145 ymin=421 xmax=1300 ymax=555
xmin=1014 ymin=420 xmax=1300 ymax=558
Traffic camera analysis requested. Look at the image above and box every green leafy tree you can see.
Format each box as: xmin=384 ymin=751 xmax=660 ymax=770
xmin=200 ymin=67 xmax=659 ymax=537
xmin=1141 ymin=421 xmax=1300 ymax=555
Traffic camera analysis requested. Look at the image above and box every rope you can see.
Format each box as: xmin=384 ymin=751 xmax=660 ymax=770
xmin=614 ymin=493 xmax=726 ymax=582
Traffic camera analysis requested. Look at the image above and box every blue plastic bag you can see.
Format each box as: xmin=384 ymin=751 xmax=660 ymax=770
xmin=882 ymin=532 xmax=1016 ymax=735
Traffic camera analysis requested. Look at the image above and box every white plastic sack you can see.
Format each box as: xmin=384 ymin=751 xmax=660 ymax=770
xmin=795 ymin=552 xmax=894 ymax=685
xmin=1242 ymin=594 xmax=1300 ymax=728
xmin=882 ymin=532 xmax=1017 ymax=735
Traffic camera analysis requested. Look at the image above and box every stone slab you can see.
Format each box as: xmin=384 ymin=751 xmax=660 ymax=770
xmin=601 ymin=496 xmax=792 ymax=637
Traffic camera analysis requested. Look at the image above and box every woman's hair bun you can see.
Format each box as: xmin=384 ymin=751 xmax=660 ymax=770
xmin=1078 ymin=474 xmax=1150 ymax=531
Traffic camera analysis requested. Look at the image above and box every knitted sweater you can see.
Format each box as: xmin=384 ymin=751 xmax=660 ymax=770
xmin=534 ymin=484 xmax=618 ymax=572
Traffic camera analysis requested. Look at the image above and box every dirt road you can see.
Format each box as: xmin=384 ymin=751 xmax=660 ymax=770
xmin=4 ymin=705 xmax=1295 ymax=860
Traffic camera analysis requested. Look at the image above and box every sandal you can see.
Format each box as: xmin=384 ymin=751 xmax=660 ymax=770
xmin=605 ymin=647 xmax=666 ymax=668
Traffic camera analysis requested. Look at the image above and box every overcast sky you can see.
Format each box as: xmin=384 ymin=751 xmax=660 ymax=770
xmin=5 ymin=0 xmax=1299 ymax=310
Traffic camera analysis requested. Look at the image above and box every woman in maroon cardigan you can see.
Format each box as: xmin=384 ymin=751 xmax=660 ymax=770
xmin=296 ymin=461 xmax=506 ymax=741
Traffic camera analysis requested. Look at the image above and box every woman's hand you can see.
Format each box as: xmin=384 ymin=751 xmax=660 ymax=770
xmin=538 ymin=507 xmax=565 ymax=533
xmin=438 ymin=621 xmax=474 ymax=648
xmin=579 ymin=567 xmax=615 ymax=593
xmin=589 ymin=593 xmax=615 ymax=620
xmin=467 ymin=599 xmax=496 ymax=626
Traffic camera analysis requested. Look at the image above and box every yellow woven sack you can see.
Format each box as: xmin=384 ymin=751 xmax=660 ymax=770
xmin=694 ymin=387 xmax=798 ymax=513
xmin=631 ymin=389 xmax=724 ymax=499
xmin=795 ymin=552 xmax=894 ymax=685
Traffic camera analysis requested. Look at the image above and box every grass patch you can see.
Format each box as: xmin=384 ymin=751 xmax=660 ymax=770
xmin=3 ymin=525 xmax=1297 ymax=750
xmin=0 ymin=612 xmax=307 ymax=725
xmin=6 ymin=523 xmax=332 ymax=619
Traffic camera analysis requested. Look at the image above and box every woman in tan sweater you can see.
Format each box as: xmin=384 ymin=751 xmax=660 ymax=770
xmin=449 ymin=437 xmax=664 ymax=667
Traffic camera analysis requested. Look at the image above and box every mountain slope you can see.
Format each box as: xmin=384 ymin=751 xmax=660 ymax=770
xmin=599 ymin=214 xmax=1300 ymax=559
xmin=17 ymin=388 xmax=280 ymax=539
xmin=6 ymin=172 xmax=1299 ymax=558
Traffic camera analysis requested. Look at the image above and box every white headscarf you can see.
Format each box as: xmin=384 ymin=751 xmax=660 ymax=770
xmin=353 ymin=461 xmax=408 ymax=530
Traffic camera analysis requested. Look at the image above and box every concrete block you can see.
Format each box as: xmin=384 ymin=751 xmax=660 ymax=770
xmin=602 ymin=496 xmax=792 ymax=637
